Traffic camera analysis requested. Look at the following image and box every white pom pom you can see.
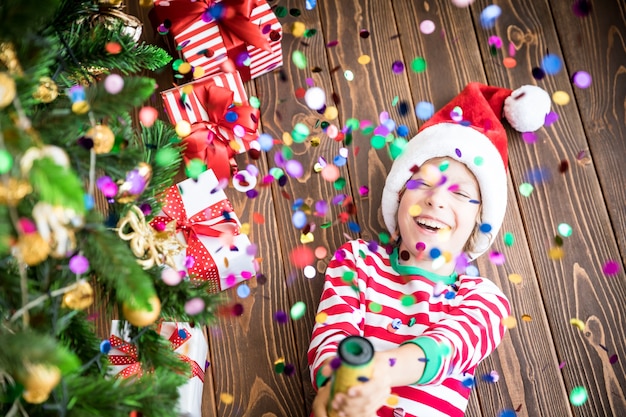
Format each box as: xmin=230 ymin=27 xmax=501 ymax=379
xmin=503 ymin=85 xmax=551 ymax=132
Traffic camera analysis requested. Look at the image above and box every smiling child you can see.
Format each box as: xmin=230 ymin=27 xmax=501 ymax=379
xmin=308 ymin=83 xmax=551 ymax=417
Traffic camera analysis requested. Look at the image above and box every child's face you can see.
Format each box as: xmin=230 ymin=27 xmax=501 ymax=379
xmin=397 ymin=157 xmax=481 ymax=267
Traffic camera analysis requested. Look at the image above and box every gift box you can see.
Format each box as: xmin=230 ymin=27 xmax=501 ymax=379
xmin=151 ymin=0 xmax=283 ymax=82
xmin=108 ymin=321 xmax=143 ymax=379
xmin=160 ymin=71 xmax=260 ymax=180
xmin=108 ymin=321 xmax=208 ymax=417
xmin=158 ymin=322 xmax=208 ymax=417
xmin=150 ymin=169 xmax=256 ymax=293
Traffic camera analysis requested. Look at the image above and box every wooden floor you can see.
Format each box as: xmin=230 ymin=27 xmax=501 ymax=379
xmin=121 ymin=1 xmax=626 ymax=416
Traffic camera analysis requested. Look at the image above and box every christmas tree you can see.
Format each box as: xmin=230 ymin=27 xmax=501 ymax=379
xmin=0 ymin=1 xmax=222 ymax=415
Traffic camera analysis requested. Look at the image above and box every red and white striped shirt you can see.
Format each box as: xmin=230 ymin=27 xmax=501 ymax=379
xmin=308 ymin=239 xmax=510 ymax=417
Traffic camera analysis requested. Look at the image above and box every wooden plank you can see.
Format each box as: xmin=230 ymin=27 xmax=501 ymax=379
xmin=548 ymin=0 xmax=626 ymax=264
xmin=253 ymin=0 xmax=360 ymax=413
xmin=201 ymin=82 xmax=306 ymax=417
xmin=389 ymin=1 xmax=572 ymax=416
xmin=470 ymin=1 xmax=626 ymax=416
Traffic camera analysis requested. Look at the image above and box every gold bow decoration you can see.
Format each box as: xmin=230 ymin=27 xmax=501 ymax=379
xmin=116 ymin=205 xmax=186 ymax=270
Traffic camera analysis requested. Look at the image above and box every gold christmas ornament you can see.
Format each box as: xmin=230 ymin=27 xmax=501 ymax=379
xmin=0 ymin=42 xmax=23 ymax=75
xmin=86 ymin=125 xmax=115 ymax=154
xmin=0 ymin=72 xmax=16 ymax=109
xmin=139 ymin=0 xmax=154 ymax=7
xmin=116 ymin=205 xmax=186 ymax=269
xmin=122 ymin=295 xmax=161 ymax=327
xmin=116 ymin=162 xmax=152 ymax=203
xmin=62 ymin=280 xmax=95 ymax=310
xmin=22 ymin=388 xmax=51 ymax=404
xmin=16 ymin=232 xmax=51 ymax=266
xmin=20 ymin=364 xmax=61 ymax=404
xmin=0 ymin=178 xmax=32 ymax=205
xmin=33 ymin=76 xmax=59 ymax=103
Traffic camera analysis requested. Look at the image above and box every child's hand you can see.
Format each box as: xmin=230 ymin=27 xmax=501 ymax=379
xmin=328 ymin=352 xmax=393 ymax=417
xmin=312 ymin=381 xmax=332 ymax=417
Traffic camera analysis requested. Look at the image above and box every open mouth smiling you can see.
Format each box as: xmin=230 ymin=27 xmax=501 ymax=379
xmin=414 ymin=217 xmax=451 ymax=233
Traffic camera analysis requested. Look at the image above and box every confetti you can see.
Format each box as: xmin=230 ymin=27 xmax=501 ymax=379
xmin=503 ymin=57 xmax=517 ymax=68
xmin=237 ymin=283 xmax=251 ymax=298
xmin=548 ymin=246 xmax=564 ymax=260
xmin=542 ymin=54 xmax=562 ymax=75
xmin=290 ymin=301 xmax=306 ymax=320
xmin=304 ymin=86 xmax=326 ymax=110
xmin=480 ymin=5 xmax=501 ymax=28
xmin=569 ymin=386 xmax=588 ymax=406
xmin=391 ymin=61 xmax=405 ymax=73
xmin=411 ymin=57 xmax=427 ymax=72
xmin=570 ymin=318 xmax=585 ymax=331
xmin=501 ymin=316 xmax=517 ymax=329
xmin=415 ymin=101 xmax=434 ymax=120
xmin=602 ymin=260 xmax=620 ymax=276
xmin=572 ymin=71 xmax=592 ymax=88
xmin=552 ymin=90 xmax=570 ymax=106
xmin=508 ymin=273 xmax=522 ymax=284
xmin=69 ymin=255 xmax=89 ymax=275
xmin=519 ymin=183 xmax=534 ymax=197
xmin=292 ymin=50 xmax=307 ymax=69
xmin=303 ymin=265 xmax=316 ymax=278
xmin=503 ymin=232 xmax=515 ymax=246
xmin=220 ymin=393 xmax=234 ymax=404
xmin=557 ymin=223 xmax=573 ymax=237
xmin=419 ymin=20 xmax=435 ymax=34
xmin=289 ymin=245 xmax=314 ymax=268
xmin=161 ymin=267 xmax=182 ymax=286
xmin=357 ymin=54 xmax=371 ymax=65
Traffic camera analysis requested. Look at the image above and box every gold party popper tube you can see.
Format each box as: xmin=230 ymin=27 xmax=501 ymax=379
xmin=328 ymin=336 xmax=375 ymax=417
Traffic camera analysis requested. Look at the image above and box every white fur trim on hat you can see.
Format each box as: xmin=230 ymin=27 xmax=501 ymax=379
xmin=382 ymin=123 xmax=508 ymax=260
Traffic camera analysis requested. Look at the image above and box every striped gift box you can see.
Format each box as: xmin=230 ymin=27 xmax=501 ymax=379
xmin=153 ymin=0 xmax=283 ymax=81
xmin=160 ymin=71 xmax=252 ymax=154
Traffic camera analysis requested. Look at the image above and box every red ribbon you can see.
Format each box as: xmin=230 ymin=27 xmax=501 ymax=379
xmin=152 ymin=0 xmax=271 ymax=60
xmin=108 ymin=335 xmax=143 ymax=379
xmin=166 ymin=326 xmax=205 ymax=382
xmin=182 ymin=83 xmax=259 ymax=180
xmin=150 ymin=183 xmax=240 ymax=282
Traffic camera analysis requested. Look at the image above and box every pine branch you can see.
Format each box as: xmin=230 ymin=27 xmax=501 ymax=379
xmin=0 ymin=0 xmax=61 ymax=41
xmin=135 ymin=120 xmax=184 ymax=218
xmin=60 ymin=20 xmax=171 ymax=78
xmin=29 ymin=157 xmax=86 ymax=215
xmin=81 ymin=224 xmax=156 ymax=310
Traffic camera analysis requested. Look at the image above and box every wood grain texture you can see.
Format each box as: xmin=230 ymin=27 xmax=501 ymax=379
xmin=254 ymin=0 xmax=362 ymax=412
xmin=97 ymin=1 xmax=626 ymax=416
xmin=204 ymin=146 xmax=305 ymax=416
xmin=547 ymin=0 xmax=626 ymax=263
xmin=471 ymin=1 xmax=626 ymax=416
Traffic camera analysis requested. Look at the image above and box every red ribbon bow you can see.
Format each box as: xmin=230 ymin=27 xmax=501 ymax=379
xmin=153 ymin=0 xmax=271 ymax=79
xmin=182 ymin=83 xmax=259 ymax=180
xmin=108 ymin=335 xmax=143 ymax=379
xmin=150 ymin=183 xmax=240 ymax=283
xmin=166 ymin=325 xmax=205 ymax=382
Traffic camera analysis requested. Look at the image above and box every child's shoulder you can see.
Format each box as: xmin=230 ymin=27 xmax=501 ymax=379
xmin=457 ymin=274 xmax=507 ymax=297
xmin=337 ymin=239 xmax=390 ymax=258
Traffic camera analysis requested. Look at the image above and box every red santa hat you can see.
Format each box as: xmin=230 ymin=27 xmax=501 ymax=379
xmin=382 ymin=82 xmax=551 ymax=260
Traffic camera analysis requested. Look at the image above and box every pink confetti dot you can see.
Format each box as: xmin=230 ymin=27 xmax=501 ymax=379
xmin=602 ymin=260 xmax=620 ymax=276
xmin=185 ymin=298 xmax=205 ymax=315
xmin=522 ymin=132 xmax=537 ymax=144
xmin=419 ymin=20 xmax=435 ymax=35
